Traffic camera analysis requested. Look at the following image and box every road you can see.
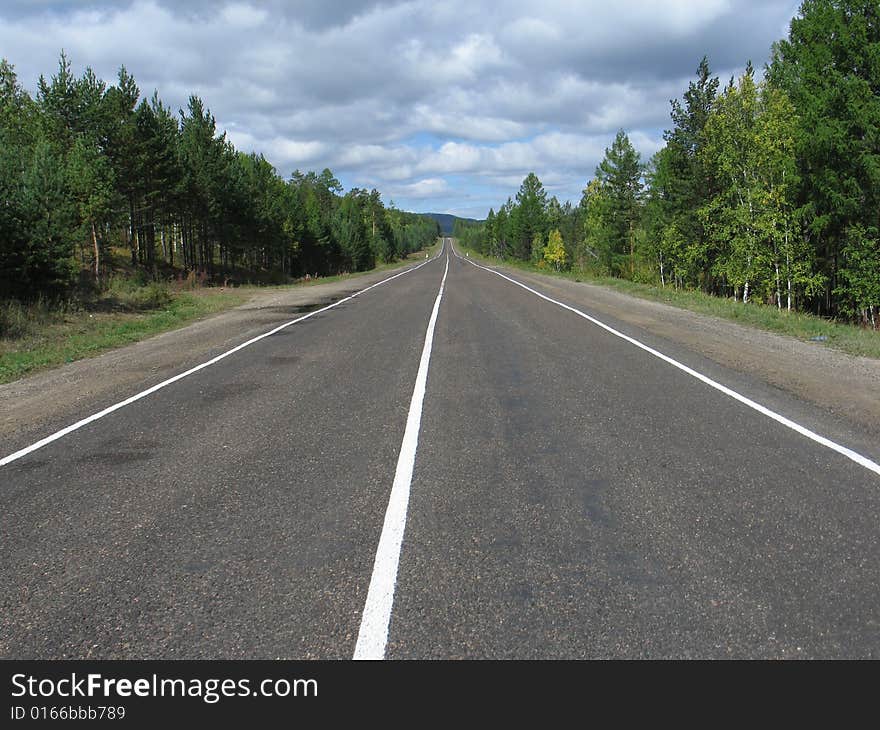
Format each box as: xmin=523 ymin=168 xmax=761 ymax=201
xmin=2 ymin=239 xmax=879 ymax=659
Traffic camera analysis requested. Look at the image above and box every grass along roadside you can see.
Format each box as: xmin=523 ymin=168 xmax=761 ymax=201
xmin=455 ymin=243 xmax=880 ymax=361
xmin=0 ymin=243 xmax=441 ymax=385
xmin=0 ymin=288 xmax=249 ymax=385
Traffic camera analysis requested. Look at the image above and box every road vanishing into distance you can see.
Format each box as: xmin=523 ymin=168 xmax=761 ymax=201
xmin=2 ymin=239 xmax=879 ymax=659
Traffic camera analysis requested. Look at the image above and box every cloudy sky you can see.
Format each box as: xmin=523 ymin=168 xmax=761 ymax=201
xmin=0 ymin=0 xmax=800 ymax=218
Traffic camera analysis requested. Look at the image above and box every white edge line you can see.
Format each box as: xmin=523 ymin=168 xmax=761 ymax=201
xmin=451 ymin=243 xmax=880 ymax=478
xmin=353 ymin=251 xmax=450 ymax=660
xmin=0 ymin=243 xmax=447 ymax=468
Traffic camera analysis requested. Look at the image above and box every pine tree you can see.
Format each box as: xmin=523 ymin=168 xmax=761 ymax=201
xmin=18 ymin=138 xmax=78 ymax=296
xmin=512 ymin=172 xmax=547 ymax=261
xmin=67 ymin=136 xmax=115 ymax=278
xmin=0 ymin=59 xmax=37 ymax=148
xmin=661 ymin=56 xmax=719 ymax=289
xmin=104 ymin=66 xmax=141 ymax=265
xmin=595 ymin=130 xmax=643 ymax=276
xmin=36 ymin=51 xmax=80 ymax=151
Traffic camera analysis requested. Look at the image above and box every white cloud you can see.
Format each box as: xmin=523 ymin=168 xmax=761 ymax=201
xmin=386 ymin=178 xmax=451 ymax=199
xmin=219 ymin=2 xmax=268 ymax=27
xmin=0 ymin=0 xmax=798 ymax=213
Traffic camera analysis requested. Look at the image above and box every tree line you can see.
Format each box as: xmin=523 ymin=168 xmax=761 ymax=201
xmin=0 ymin=53 xmax=439 ymax=301
xmin=456 ymin=0 xmax=880 ymax=327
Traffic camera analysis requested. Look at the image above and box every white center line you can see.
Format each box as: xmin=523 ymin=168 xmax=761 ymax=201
xmin=452 ymin=243 xmax=880 ymax=478
xmin=353 ymin=250 xmax=450 ymax=660
xmin=1 ymin=244 xmax=445 ymax=468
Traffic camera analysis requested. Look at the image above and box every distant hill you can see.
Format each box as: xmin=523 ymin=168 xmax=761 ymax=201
xmin=420 ymin=213 xmax=483 ymax=235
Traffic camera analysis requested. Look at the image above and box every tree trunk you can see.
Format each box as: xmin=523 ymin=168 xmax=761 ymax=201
xmin=91 ymin=221 xmax=100 ymax=280
xmin=629 ymin=219 xmax=634 ymax=277
xmin=129 ymin=197 xmax=138 ymax=267
xmin=775 ymin=261 xmax=781 ymax=310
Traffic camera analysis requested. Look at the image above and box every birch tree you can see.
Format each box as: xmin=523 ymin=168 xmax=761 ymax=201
xmin=753 ymin=83 xmax=821 ymax=310
xmin=700 ymin=67 xmax=765 ymax=302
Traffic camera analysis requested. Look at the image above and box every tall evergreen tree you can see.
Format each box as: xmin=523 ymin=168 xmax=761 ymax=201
xmin=18 ymin=138 xmax=79 ymax=296
xmin=662 ymin=56 xmax=720 ymax=288
xmin=104 ymin=66 xmax=141 ymax=265
xmin=512 ymin=172 xmax=547 ymax=261
xmin=595 ymin=130 xmax=643 ymax=276
xmin=67 ymin=135 xmax=115 ymax=278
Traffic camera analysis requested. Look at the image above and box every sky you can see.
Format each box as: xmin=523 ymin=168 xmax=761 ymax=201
xmin=0 ymin=0 xmax=801 ymax=218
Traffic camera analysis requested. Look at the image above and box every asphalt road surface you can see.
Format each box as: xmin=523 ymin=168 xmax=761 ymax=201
xmin=2 ymin=240 xmax=879 ymax=659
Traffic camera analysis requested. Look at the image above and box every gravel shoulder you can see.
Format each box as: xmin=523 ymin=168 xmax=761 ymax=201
xmin=508 ymin=266 xmax=880 ymax=441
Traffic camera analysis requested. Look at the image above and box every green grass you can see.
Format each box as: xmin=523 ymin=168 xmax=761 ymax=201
xmin=456 ymin=244 xmax=880 ymax=361
xmin=0 ymin=241 xmax=441 ymax=384
xmin=0 ymin=288 xmax=248 ymax=384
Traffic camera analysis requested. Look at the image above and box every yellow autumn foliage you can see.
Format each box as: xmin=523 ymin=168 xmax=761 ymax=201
xmin=543 ymin=228 xmax=566 ymax=271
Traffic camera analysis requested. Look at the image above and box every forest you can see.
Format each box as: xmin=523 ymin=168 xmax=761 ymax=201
xmin=0 ymin=53 xmax=439 ymax=303
xmin=455 ymin=0 xmax=880 ymax=328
